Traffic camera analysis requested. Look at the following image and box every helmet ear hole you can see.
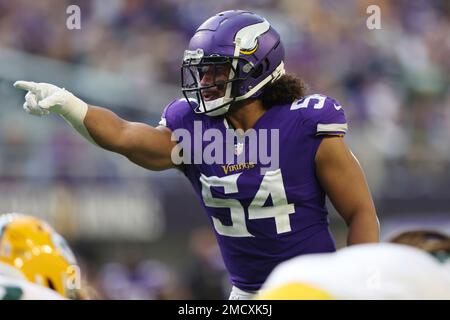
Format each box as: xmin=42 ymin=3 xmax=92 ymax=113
xmin=251 ymin=58 xmax=270 ymax=79
xmin=252 ymin=64 xmax=263 ymax=78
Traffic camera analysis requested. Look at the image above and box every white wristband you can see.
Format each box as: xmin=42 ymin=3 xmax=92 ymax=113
xmin=58 ymin=91 xmax=98 ymax=146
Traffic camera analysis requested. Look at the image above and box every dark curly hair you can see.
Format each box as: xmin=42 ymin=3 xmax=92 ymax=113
xmin=261 ymin=74 xmax=309 ymax=109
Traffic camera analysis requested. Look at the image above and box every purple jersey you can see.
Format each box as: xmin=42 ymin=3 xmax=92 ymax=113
xmin=159 ymin=93 xmax=348 ymax=291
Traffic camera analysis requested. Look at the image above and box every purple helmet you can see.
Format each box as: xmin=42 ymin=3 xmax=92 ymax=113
xmin=181 ymin=10 xmax=285 ymax=116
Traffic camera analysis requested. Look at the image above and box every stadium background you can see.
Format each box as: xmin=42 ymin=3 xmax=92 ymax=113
xmin=0 ymin=0 xmax=449 ymax=299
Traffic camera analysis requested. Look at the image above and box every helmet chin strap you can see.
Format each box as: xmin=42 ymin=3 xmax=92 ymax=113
xmin=201 ymin=61 xmax=285 ymax=116
xmin=235 ymin=61 xmax=285 ymax=101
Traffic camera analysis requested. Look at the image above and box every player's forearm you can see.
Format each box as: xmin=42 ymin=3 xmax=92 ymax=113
xmin=346 ymin=210 xmax=380 ymax=245
xmin=84 ymin=105 xmax=176 ymax=170
xmin=82 ymin=105 xmax=129 ymax=153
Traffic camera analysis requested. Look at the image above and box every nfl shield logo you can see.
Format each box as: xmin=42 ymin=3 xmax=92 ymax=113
xmin=234 ymin=143 xmax=244 ymax=156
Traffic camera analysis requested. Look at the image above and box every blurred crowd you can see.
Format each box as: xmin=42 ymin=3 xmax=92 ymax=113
xmin=1 ymin=0 xmax=450 ymax=299
xmin=0 ymin=0 xmax=449 ymax=194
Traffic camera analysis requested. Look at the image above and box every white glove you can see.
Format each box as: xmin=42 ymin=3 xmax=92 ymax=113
xmin=14 ymin=81 xmax=85 ymax=116
xmin=23 ymin=90 xmax=50 ymax=116
xmin=14 ymin=81 xmax=97 ymax=145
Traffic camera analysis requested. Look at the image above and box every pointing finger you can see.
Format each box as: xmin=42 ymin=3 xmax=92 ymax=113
xmin=13 ymin=81 xmax=39 ymax=93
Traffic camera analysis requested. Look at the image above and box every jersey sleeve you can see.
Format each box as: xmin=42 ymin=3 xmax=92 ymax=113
xmin=158 ymin=98 xmax=197 ymax=174
xmin=293 ymin=94 xmax=348 ymax=136
xmin=158 ymin=98 xmax=196 ymax=132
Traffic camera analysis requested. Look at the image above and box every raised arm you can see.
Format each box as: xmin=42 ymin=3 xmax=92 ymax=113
xmin=14 ymin=81 xmax=177 ymax=171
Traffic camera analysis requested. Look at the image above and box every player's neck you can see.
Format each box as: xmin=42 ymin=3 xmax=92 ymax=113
xmin=225 ymin=99 xmax=266 ymax=131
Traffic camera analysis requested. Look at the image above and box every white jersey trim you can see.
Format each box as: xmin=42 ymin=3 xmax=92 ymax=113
xmin=316 ymin=123 xmax=348 ymax=134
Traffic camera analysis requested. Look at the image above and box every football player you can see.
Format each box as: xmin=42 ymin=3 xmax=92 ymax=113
xmin=256 ymin=231 xmax=450 ymax=299
xmin=0 ymin=213 xmax=80 ymax=299
xmin=14 ymin=10 xmax=379 ymax=299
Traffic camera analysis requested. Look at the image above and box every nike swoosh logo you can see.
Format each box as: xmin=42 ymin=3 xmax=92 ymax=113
xmin=333 ymin=103 xmax=342 ymax=110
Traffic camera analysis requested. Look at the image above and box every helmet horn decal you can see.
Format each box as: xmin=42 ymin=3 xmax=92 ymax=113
xmin=234 ymin=20 xmax=270 ymax=52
